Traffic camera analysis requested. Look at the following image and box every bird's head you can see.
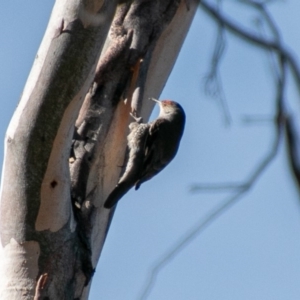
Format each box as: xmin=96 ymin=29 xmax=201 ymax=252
xmin=150 ymin=98 xmax=185 ymax=119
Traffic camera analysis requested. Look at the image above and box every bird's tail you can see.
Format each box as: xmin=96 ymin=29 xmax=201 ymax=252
xmin=104 ymin=181 xmax=133 ymax=209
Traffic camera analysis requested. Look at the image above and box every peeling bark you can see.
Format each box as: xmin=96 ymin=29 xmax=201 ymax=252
xmin=0 ymin=0 xmax=199 ymax=299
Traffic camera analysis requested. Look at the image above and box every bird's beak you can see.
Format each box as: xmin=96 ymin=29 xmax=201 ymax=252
xmin=149 ymin=97 xmax=160 ymax=103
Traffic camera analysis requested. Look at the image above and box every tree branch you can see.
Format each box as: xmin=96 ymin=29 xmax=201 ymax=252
xmin=200 ymin=0 xmax=300 ymax=95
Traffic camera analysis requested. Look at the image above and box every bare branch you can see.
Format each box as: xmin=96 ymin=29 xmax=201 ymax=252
xmin=203 ymin=21 xmax=232 ymax=125
xmin=190 ymin=182 xmax=246 ymax=192
xmin=285 ymin=116 xmax=300 ymax=191
xmin=237 ymin=0 xmax=281 ymax=41
xmin=200 ymin=0 xmax=300 ymax=94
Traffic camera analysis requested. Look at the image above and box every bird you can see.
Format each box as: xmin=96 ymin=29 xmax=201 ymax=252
xmin=104 ymin=98 xmax=185 ymax=209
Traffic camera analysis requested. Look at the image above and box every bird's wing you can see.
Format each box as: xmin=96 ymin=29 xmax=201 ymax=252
xmin=135 ymin=119 xmax=169 ymax=189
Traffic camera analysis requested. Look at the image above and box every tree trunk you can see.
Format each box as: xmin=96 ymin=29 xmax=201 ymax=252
xmin=0 ymin=0 xmax=198 ymax=299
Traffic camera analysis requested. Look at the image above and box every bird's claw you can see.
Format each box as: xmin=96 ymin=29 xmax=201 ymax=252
xmin=130 ymin=112 xmax=143 ymax=123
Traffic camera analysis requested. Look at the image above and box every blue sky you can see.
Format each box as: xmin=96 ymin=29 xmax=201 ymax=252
xmin=1 ymin=1 xmax=300 ymax=300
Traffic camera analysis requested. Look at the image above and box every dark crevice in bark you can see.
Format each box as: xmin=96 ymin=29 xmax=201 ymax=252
xmin=69 ymin=3 xmax=183 ymax=283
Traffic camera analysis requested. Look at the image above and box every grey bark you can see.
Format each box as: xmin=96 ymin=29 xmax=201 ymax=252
xmin=0 ymin=0 xmax=199 ymax=299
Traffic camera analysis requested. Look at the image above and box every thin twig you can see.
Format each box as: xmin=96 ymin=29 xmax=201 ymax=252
xmin=285 ymin=116 xmax=300 ymax=191
xmin=239 ymin=0 xmax=282 ymax=78
xmin=200 ymin=0 xmax=300 ymax=94
xmin=190 ymin=182 xmax=246 ymax=192
xmin=237 ymin=0 xmax=281 ymax=41
xmin=240 ymin=115 xmax=274 ymax=124
xmin=204 ymin=23 xmax=232 ymax=125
